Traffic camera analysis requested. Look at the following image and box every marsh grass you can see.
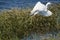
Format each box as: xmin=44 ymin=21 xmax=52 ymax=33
xmin=0 ymin=4 xmax=60 ymax=40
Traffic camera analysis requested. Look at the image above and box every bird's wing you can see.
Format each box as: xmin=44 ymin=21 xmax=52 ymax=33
xmin=31 ymin=1 xmax=46 ymax=13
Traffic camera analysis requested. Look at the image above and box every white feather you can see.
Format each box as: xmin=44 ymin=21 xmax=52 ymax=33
xmin=30 ymin=1 xmax=52 ymax=16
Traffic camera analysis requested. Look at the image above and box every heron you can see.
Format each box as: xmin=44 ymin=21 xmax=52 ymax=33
xmin=30 ymin=1 xmax=53 ymax=16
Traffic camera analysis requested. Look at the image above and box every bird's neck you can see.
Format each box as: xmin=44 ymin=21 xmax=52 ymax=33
xmin=45 ymin=4 xmax=49 ymax=11
xmin=46 ymin=3 xmax=50 ymax=9
xmin=46 ymin=5 xmax=48 ymax=10
xmin=46 ymin=3 xmax=50 ymax=7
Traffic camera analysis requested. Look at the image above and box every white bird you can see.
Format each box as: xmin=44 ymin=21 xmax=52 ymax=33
xmin=30 ymin=1 xmax=53 ymax=16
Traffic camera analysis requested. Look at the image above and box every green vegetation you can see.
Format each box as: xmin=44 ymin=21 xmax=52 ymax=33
xmin=0 ymin=4 xmax=60 ymax=40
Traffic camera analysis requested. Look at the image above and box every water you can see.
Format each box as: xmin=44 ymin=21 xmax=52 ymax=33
xmin=0 ymin=0 xmax=60 ymax=9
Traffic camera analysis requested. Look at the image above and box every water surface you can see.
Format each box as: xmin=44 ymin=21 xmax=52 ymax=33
xmin=0 ymin=0 xmax=60 ymax=9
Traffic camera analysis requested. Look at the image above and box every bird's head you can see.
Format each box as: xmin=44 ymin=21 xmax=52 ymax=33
xmin=47 ymin=2 xmax=51 ymax=5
